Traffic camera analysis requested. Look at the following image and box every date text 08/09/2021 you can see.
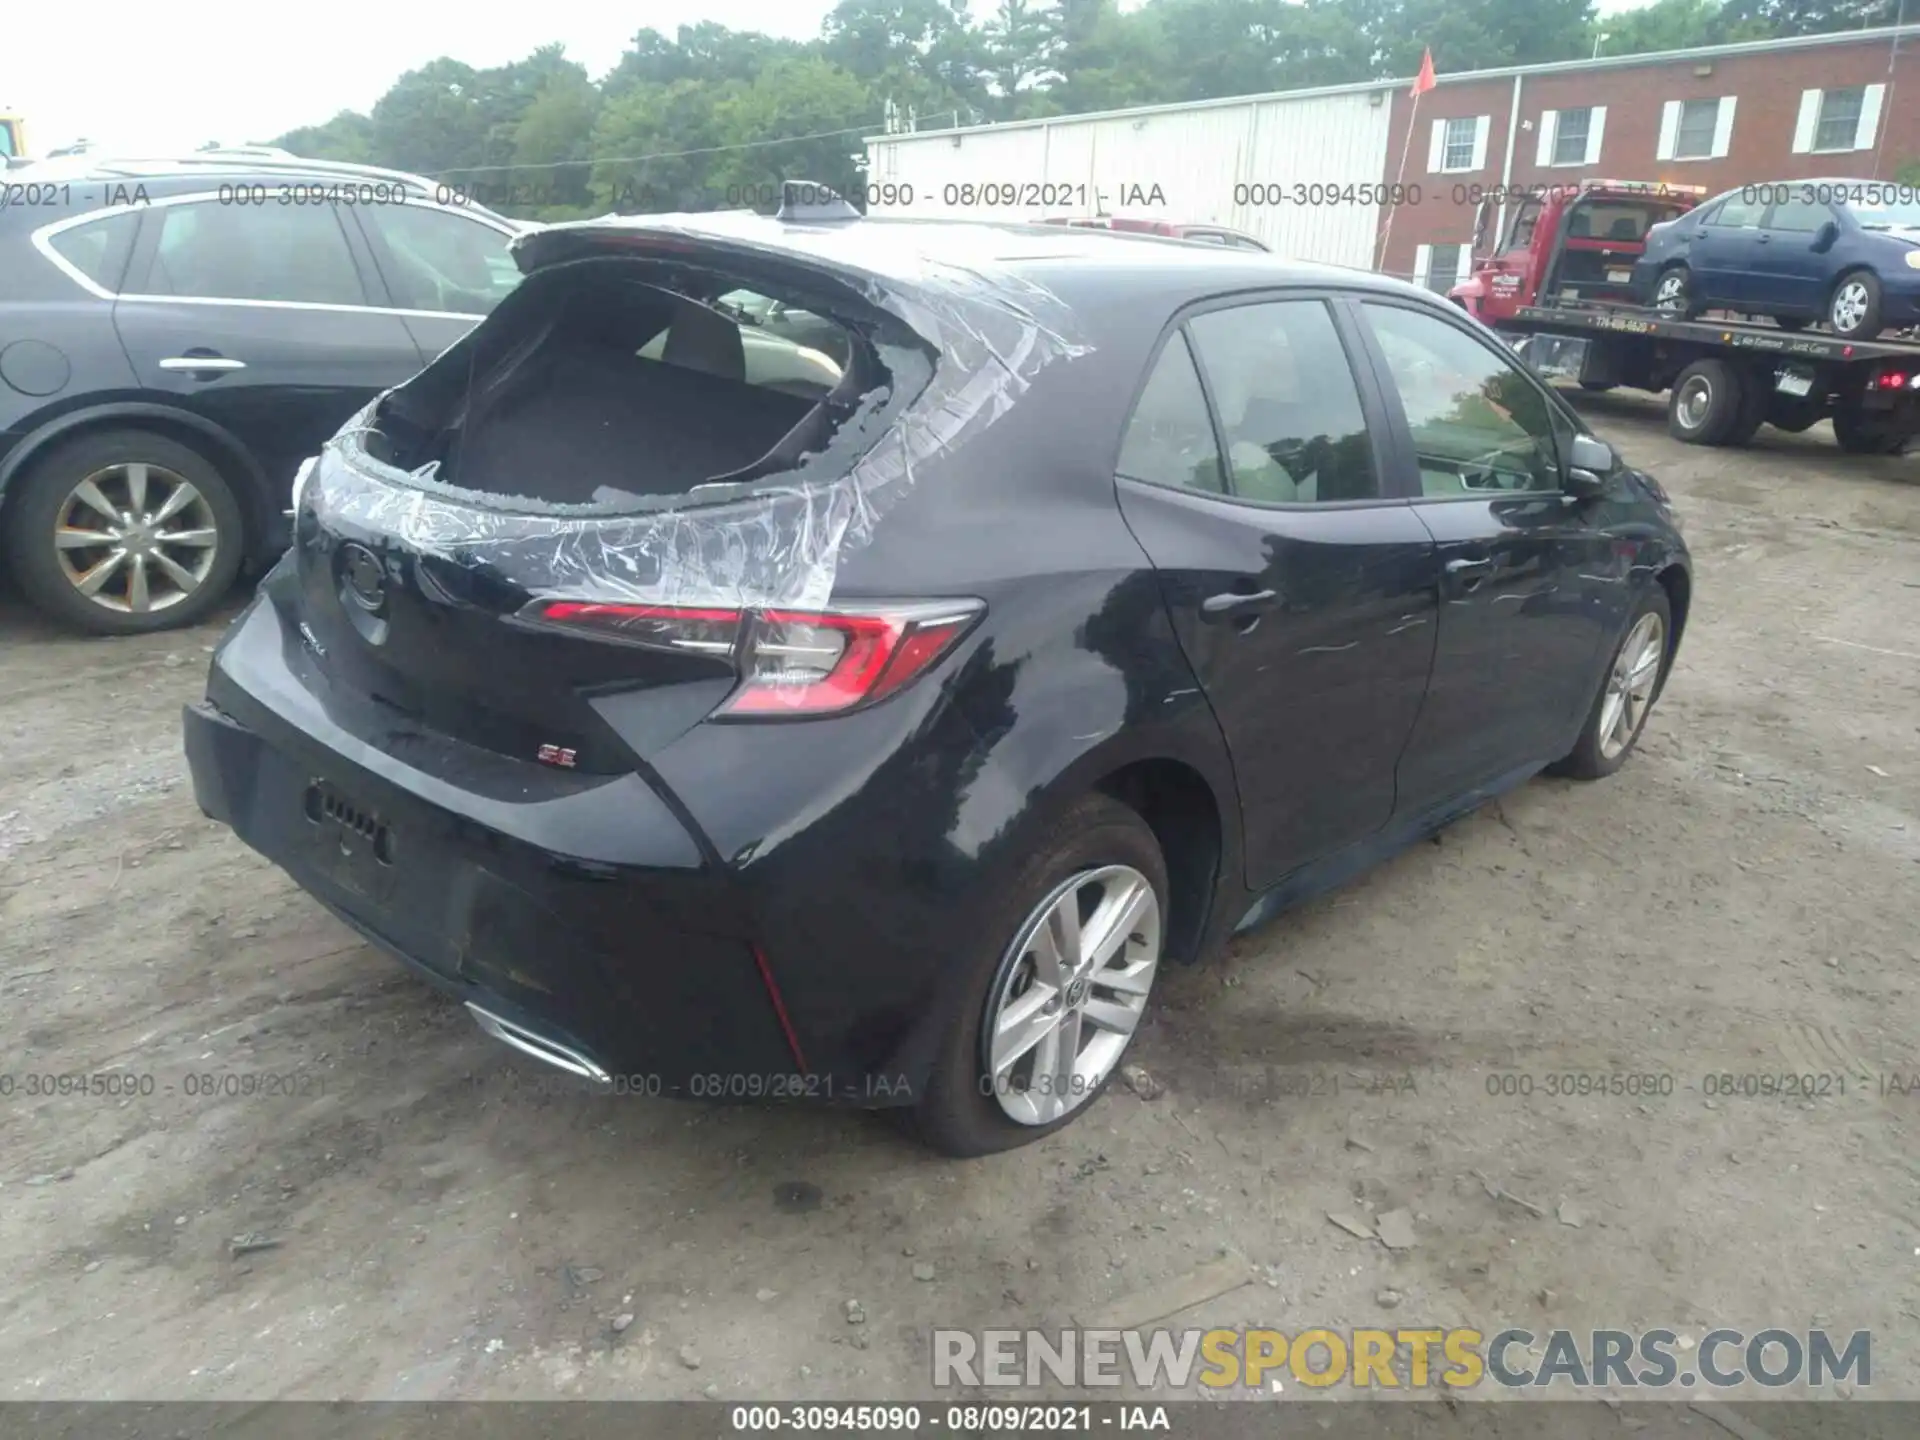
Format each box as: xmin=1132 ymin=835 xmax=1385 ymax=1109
xmin=727 ymin=1405 xmax=1167 ymax=1432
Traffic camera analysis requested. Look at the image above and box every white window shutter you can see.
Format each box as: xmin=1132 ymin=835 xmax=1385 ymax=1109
xmin=1856 ymin=83 xmax=1886 ymax=150
xmin=1470 ymin=116 xmax=1490 ymax=171
xmin=1415 ymin=243 xmax=1433 ymax=285
xmin=1537 ymin=110 xmax=1558 ymax=166
xmin=1711 ymin=96 xmax=1736 ymax=159
xmin=1792 ymin=90 xmax=1820 ymax=153
xmin=1585 ymin=106 xmax=1607 ymax=166
xmin=1455 ymin=245 xmax=1474 ymax=283
xmin=1656 ymin=101 xmax=1681 ymax=161
xmin=1428 ymin=119 xmax=1445 ymax=172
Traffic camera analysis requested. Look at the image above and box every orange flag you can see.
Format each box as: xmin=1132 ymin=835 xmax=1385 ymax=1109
xmin=1411 ymin=47 xmax=1437 ymax=97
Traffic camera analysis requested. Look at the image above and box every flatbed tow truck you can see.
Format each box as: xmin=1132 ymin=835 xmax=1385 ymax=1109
xmin=1504 ymin=300 xmax=1920 ymax=454
xmin=1449 ymin=176 xmax=1920 ymax=453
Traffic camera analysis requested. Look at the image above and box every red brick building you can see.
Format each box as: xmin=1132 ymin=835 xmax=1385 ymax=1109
xmin=1379 ymin=26 xmax=1920 ymax=289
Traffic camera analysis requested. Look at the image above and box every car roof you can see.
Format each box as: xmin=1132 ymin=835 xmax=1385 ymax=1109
xmin=514 ymin=211 xmax=1416 ymax=307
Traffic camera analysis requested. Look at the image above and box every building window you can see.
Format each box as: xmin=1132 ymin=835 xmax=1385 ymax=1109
xmin=1795 ymin=85 xmax=1883 ymax=154
xmin=1552 ymin=108 xmax=1591 ymax=166
xmin=1673 ymin=100 xmax=1719 ymax=160
xmin=1658 ymin=96 xmax=1735 ymax=163
xmin=1815 ymin=87 xmax=1865 ymax=152
xmin=1443 ymin=118 xmax=1476 ymax=171
xmin=1416 ymin=242 xmax=1468 ymax=294
xmin=1429 ymin=116 xmax=1488 ymax=175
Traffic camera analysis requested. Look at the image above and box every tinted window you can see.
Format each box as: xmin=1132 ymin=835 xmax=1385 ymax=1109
xmin=1766 ymin=197 xmax=1833 ymax=233
xmin=1187 ymin=300 xmax=1379 ymax=504
xmin=145 ymin=202 xmax=366 ymax=305
xmin=1569 ymin=202 xmax=1678 ymax=242
xmin=362 ymin=205 xmax=520 ymax=314
xmin=1115 ymin=333 xmax=1225 ymax=494
xmin=47 ymin=210 xmax=140 ymax=290
xmin=1362 ymin=302 xmax=1560 ymax=497
xmin=1707 ymin=196 xmax=1765 ymax=229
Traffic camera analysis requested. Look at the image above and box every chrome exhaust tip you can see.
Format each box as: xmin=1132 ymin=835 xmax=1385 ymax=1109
xmin=466 ymin=1003 xmax=612 ymax=1086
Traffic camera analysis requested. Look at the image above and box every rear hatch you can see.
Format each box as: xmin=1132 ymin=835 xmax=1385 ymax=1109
xmin=1545 ymin=196 xmax=1692 ymax=306
xmin=282 ymin=219 xmax=1062 ymax=773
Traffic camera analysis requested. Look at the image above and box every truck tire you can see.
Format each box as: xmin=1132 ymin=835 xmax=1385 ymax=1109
xmin=1667 ymin=360 xmax=1746 ymax=446
xmin=1768 ymin=397 xmax=1822 ymax=434
xmin=1832 ymin=407 xmax=1913 ymax=455
xmin=1728 ymin=373 xmax=1771 ymax=446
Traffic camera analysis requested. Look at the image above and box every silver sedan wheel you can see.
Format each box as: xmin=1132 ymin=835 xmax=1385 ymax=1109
xmin=52 ymin=462 xmax=220 ymax=616
xmin=1598 ymin=611 xmax=1666 ymax=761
xmin=982 ymin=864 xmax=1161 ymax=1126
xmin=1653 ymin=271 xmax=1688 ymax=313
xmin=1831 ymin=280 xmax=1871 ymax=334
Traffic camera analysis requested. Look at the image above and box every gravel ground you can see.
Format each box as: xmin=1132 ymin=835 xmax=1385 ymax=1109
xmin=1 ymin=392 xmax=1916 ymax=1406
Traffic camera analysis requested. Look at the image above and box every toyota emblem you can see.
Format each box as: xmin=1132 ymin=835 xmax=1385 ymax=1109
xmin=338 ymin=543 xmax=388 ymax=613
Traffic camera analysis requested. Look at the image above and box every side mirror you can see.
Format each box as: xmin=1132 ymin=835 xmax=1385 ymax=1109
xmin=1811 ymin=219 xmax=1840 ymax=253
xmin=1566 ymin=433 xmax=1616 ymax=495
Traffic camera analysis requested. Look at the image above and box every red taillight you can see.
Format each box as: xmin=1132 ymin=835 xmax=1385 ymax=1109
xmin=517 ymin=598 xmax=983 ymax=719
xmin=1880 ymin=370 xmax=1909 ymax=390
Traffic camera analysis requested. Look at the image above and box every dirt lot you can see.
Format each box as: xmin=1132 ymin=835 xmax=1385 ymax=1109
xmin=1 ymin=392 xmax=1917 ymax=1407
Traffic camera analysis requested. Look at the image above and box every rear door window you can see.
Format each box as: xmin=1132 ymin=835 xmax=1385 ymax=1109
xmin=141 ymin=200 xmax=368 ymax=306
xmin=1115 ymin=333 xmax=1226 ymax=494
xmin=1185 ymin=299 xmax=1381 ymax=504
xmin=359 ymin=204 xmax=521 ymax=315
xmin=44 ymin=209 xmax=141 ymax=291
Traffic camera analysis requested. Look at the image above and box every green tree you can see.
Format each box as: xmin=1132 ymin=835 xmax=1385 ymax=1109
xmin=708 ymin=57 xmax=878 ymax=202
xmin=1717 ymin=0 xmax=1898 ymax=35
xmin=273 ymin=110 xmax=377 ymax=163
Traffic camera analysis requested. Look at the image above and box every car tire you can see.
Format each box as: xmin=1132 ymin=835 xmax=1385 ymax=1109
xmin=1828 ymin=271 xmax=1884 ymax=340
xmin=1551 ymin=587 xmax=1674 ymax=782
xmin=1651 ymin=265 xmax=1697 ymax=319
xmin=909 ymin=792 xmax=1168 ymax=1157
xmin=1666 ymin=359 xmax=1746 ymax=445
xmin=1832 ymin=406 xmax=1913 ymax=455
xmin=0 ymin=428 xmax=245 ymax=636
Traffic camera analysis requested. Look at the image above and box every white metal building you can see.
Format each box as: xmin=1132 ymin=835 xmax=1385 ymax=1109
xmin=863 ymin=82 xmax=1397 ymax=269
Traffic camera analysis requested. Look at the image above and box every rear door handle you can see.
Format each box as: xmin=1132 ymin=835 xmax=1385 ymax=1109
xmin=1444 ymin=556 xmax=1494 ymax=594
xmin=1201 ymin=588 xmax=1278 ymax=621
xmin=158 ymin=355 xmax=247 ymax=373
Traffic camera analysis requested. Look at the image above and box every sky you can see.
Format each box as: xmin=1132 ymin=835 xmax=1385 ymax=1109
xmin=6 ymin=0 xmax=1653 ymax=157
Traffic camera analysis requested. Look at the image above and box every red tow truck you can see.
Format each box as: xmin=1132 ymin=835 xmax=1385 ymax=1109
xmin=1452 ymin=178 xmax=1920 ymax=453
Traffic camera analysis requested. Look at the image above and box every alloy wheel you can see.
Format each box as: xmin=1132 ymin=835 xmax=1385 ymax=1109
xmin=1831 ymin=281 xmax=1870 ymax=334
xmin=1598 ymin=611 xmax=1666 ymax=761
xmin=1654 ymin=272 xmax=1687 ymax=314
xmin=982 ymin=864 xmax=1161 ymax=1126
xmin=52 ymin=463 xmax=220 ymax=616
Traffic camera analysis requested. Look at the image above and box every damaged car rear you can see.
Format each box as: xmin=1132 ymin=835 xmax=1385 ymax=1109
xmin=183 ymin=206 xmax=1196 ymax=1156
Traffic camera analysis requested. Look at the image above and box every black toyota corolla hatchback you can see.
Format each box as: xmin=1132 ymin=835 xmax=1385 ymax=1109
xmin=184 ymin=200 xmax=1692 ymax=1155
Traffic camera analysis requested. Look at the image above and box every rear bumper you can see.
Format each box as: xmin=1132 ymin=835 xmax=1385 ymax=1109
xmin=182 ymin=595 xmax=846 ymax=1103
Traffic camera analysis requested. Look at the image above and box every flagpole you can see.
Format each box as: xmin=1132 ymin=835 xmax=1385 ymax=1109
xmin=1377 ymin=90 xmax=1421 ymax=274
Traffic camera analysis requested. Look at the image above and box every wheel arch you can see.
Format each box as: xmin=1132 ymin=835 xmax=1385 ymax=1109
xmin=1653 ymin=561 xmax=1690 ymax=697
xmin=1092 ymin=756 xmax=1227 ymax=968
xmin=0 ymin=404 xmax=272 ymax=556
